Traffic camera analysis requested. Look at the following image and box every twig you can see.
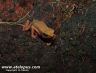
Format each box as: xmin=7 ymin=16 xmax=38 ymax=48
xmin=0 ymin=22 xmax=22 ymax=26
xmin=0 ymin=11 xmax=31 ymax=26
xmin=17 ymin=11 xmax=30 ymax=23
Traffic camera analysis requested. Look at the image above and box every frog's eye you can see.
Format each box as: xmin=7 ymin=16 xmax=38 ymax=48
xmin=42 ymin=33 xmax=48 ymax=37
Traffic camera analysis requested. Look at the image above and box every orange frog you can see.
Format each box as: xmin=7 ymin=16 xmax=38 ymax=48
xmin=22 ymin=19 xmax=55 ymax=45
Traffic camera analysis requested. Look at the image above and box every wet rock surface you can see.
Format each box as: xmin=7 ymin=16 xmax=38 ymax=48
xmin=0 ymin=2 xmax=96 ymax=73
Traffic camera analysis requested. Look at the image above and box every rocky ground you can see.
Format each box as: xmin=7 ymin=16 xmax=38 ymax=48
xmin=0 ymin=1 xmax=96 ymax=73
